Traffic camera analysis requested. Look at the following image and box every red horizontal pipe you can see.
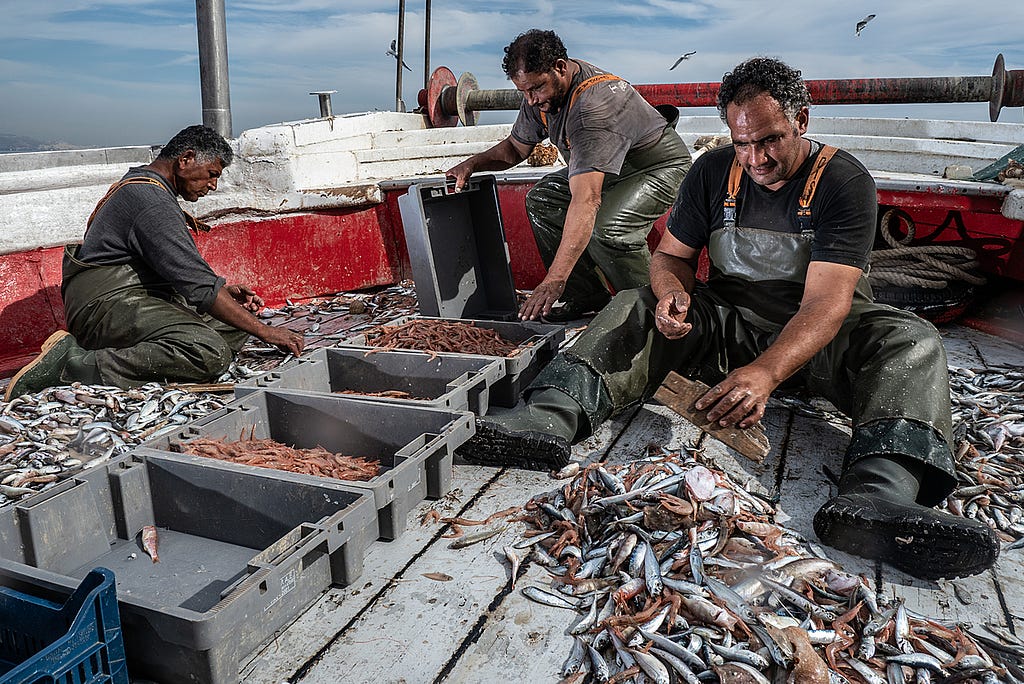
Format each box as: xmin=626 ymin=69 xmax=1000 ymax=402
xmin=635 ymin=76 xmax=996 ymax=107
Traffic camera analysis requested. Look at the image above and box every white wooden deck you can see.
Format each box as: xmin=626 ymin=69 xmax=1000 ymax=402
xmin=240 ymin=324 xmax=1023 ymax=684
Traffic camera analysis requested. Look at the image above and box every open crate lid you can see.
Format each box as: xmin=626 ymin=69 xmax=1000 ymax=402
xmin=398 ymin=175 xmax=518 ymax=320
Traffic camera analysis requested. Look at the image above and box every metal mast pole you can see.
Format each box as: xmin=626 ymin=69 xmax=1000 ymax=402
xmin=395 ymin=0 xmax=407 ymax=112
xmin=196 ymin=0 xmax=232 ymax=137
xmin=424 ymin=0 xmax=432 ymax=90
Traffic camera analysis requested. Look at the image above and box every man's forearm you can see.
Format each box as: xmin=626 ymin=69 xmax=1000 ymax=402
xmin=750 ymin=299 xmax=847 ymax=386
xmin=545 ymin=196 xmax=600 ymax=280
xmin=650 ymin=251 xmax=697 ymax=300
xmin=207 ymin=287 xmax=267 ymax=339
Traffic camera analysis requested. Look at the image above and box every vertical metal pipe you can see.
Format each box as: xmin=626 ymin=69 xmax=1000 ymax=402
xmin=395 ymin=0 xmax=406 ymax=112
xmin=195 ymin=0 xmax=232 ymax=138
xmin=423 ymin=0 xmax=431 ymax=91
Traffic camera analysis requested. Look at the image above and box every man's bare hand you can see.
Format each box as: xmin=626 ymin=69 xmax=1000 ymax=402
xmin=654 ymin=290 xmax=692 ymax=339
xmin=519 ymin=278 xmax=566 ymax=321
xmin=259 ymin=325 xmax=305 ymax=357
xmin=445 ymin=160 xmax=475 ymax=193
xmin=225 ymin=284 xmax=263 ymax=312
xmin=695 ymin=365 xmax=777 ymax=429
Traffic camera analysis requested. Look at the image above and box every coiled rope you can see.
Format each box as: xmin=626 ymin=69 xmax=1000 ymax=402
xmin=868 ymin=210 xmax=986 ymax=290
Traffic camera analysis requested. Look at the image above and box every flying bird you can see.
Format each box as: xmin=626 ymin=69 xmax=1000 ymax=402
xmin=855 ymin=14 xmax=876 ymax=36
xmin=387 ymin=40 xmax=412 ymax=71
xmin=669 ymin=51 xmax=697 ymax=70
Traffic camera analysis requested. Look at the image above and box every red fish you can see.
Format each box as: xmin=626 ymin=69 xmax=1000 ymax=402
xmin=141 ymin=525 xmax=160 ymax=563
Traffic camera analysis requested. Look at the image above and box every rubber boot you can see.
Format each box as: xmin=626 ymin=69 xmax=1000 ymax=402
xmin=456 ymin=388 xmax=580 ymax=471
xmin=813 ymin=455 xmax=999 ymax=580
xmin=4 ymin=331 xmax=81 ymax=401
xmin=61 ymin=348 xmax=103 ymax=385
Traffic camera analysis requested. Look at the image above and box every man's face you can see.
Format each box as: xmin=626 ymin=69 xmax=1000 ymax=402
xmin=726 ymin=93 xmax=809 ymax=190
xmin=511 ymin=59 xmax=573 ymax=113
xmin=174 ymin=151 xmax=224 ymax=202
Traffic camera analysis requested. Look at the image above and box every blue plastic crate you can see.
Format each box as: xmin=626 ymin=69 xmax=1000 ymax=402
xmin=0 ymin=567 xmax=128 ymax=684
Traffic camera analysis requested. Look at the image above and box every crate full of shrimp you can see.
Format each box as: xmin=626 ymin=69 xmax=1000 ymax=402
xmin=0 ymin=448 xmax=377 ymax=684
xmin=143 ymin=389 xmax=475 ymax=541
xmin=341 ymin=316 xmax=566 ymax=407
xmin=234 ymin=346 xmax=506 ymax=416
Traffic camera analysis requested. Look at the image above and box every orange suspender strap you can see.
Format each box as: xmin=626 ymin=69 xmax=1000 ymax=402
xmin=539 ymin=73 xmax=623 ymax=148
xmin=723 ymin=157 xmax=744 ymax=227
xmin=86 ymin=176 xmax=210 ymax=235
xmin=796 ymin=144 xmax=838 ymax=230
xmin=722 ymin=144 xmax=838 ymax=231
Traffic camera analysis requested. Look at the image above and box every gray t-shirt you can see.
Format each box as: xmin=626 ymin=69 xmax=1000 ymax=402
xmin=78 ymin=167 xmax=225 ymax=313
xmin=510 ymin=59 xmax=666 ymax=178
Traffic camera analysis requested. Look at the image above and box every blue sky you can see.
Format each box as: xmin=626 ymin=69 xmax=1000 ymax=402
xmin=2 ymin=1 xmax=1023 ymax=149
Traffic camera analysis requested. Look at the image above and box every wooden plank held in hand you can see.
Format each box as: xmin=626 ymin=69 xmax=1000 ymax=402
xmin=653 ymin=371 xmax=770 ymax=462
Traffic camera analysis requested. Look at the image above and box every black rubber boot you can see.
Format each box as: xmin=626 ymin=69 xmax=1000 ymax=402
xmin=455 ymin=388 xmax=578 ymax=471
xmin=813 ymin=455 xmax=999 ymax=580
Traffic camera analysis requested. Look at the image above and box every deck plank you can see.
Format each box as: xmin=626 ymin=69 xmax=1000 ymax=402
xmin=240 ymin=465 xmax=514 ymax=684
xmin=251 ymin=467 xmax=553 ymax=684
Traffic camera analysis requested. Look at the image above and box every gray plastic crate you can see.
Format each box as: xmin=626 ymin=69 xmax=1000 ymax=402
xmin=144 ymin=390 xmax=474 ymax=541
xmin=0 ymin=449 xmax=376 ymax=684
xmin=234 ymin=346 xmax=505 ymax=416
xmin=343 ymin=316 xmax=565 ymax=407
xmin=398 ymin=175 xmax=519 ymax=320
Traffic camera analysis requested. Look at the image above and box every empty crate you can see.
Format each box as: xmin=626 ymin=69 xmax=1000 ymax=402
xmin=398 ymin=175 xmax=520 ymax=320
xmin=0 ymin=450 xmax=377 ymax=684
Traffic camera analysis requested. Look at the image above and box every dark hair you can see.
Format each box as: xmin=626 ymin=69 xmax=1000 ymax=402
xmin=157 ymin=125 xmax=234 ymax=166
xmin=501 ymin=29 xmax=568 ymax=77
xmin=717 ymin=57 xmax=811 ymax=123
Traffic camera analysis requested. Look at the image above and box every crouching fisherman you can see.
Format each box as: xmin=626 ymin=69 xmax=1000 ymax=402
xmin=456 ymin=57 xmax=999 ymax=580
xmin=5 ymin=125 xmax=304 ymax=401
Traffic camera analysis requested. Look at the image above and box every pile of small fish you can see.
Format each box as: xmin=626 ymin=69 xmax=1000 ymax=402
xmin=512 ymin=448 xmax=1021 ymax=683
xmin=0 ymin=383 xmax=229 ymax=504
xmin=947 ymin=365 xmax=1024 ymax=546
xmin=365 ymin=319 xmax=521 ymax=357
xmin=241 ymin=282 xmax=419 ymax=370
xmin=178 ymin=436 xmax=381 ymax=481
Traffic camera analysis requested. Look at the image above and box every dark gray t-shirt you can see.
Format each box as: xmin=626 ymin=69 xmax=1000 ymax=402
xmin=510 ymin=59 xmax=667 ymax=178
xmin=78 ymin=168 xmax=225 ymax=312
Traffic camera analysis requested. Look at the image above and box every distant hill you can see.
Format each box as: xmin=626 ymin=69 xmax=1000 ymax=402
xmin=0 ymin=133 xmax=78 ymax=153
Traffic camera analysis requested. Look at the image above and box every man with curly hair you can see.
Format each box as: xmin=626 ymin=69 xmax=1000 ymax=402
xmin=5 ymin=125 xmax=304 ymax=399
xmin=458 ymin=57 xmax=999 ymax=581
xmin=446 ymin=29 xmax=691 ymax=322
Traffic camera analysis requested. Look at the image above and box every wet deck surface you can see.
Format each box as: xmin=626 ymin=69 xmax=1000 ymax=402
xmin=239 ymin=323 xmax=1024 ymax=684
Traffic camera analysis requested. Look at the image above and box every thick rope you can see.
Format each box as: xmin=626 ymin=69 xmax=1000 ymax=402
xmin=868 ymin=210 xmax=986 ymax=289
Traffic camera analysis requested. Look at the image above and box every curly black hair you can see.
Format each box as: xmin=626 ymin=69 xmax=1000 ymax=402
xmin=157 ymin=125 xmax=234 ymax=166
xmin=716 ymin=57 xmax=811 ymax=123
xmin=501 ymin=29 xmax=568 ymax=77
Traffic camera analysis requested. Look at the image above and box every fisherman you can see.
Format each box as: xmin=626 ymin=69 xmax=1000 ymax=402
xmin=4 ymin=125 xmax=304 ymax=401
xmin=445 ymin=29 xmax=692 ymax=322
xmin=458 ymin=57 xmax=1000 ymax=579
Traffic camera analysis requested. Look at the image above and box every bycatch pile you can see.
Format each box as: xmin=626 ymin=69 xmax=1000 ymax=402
xmin=0 ymin=383 xmax=228 ymax=503
xmin=514 ymin=448 xmax=1022 ymax=683
xmin=947 ymin=365 xmax=1024 ymax=547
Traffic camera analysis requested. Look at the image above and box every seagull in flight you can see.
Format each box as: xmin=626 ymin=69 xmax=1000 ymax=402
xmin=855 ymin=14 xmax=876 ymax=36
xmin=669 ymin=51 xmax=697 ymax=70
xmin=387 ymin=40 xmax=412 ymax=71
